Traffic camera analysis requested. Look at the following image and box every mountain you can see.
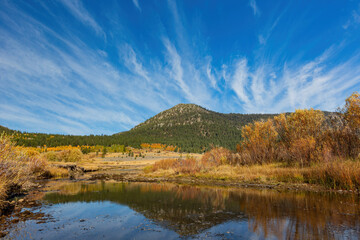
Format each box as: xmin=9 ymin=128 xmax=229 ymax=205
xmin=1 ymin=104 xmax=278 ymax=152
xmin=0 ymin=125 xmax=16 ymax=134
xmin=117 ymin=104 xmax=278 ymax=152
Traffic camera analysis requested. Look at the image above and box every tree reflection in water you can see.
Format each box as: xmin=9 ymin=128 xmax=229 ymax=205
xmin=42 ymin=181 xmax=360 ymax=239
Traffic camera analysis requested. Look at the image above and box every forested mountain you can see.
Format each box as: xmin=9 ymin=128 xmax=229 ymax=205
xmin=0 ymin=125 xmax=16 ymax=134
xmin=1 ymin=104 xmax=280 ymax=152
xmin=118 ymin=104 xmax=277 ymax=152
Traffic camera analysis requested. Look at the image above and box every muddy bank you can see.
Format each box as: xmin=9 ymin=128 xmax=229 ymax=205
xmin=0 ymin=181 xmax=50 ymax=238
xmin=87 ymin=172 xmax=348 ymax=194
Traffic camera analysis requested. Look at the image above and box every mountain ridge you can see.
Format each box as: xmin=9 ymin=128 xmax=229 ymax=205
xmin=117 ymin=103 xmax=278 ymax=151
xmin=1 ymin=104 xmax=332 ymax=152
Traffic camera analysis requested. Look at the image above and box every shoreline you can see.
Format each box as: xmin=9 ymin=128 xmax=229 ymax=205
xmin=1 ymin=168 xmax=359 ymax=238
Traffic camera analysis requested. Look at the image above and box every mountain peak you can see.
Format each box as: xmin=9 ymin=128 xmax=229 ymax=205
xmin=168 ymin=103 xmax=209 ymax=114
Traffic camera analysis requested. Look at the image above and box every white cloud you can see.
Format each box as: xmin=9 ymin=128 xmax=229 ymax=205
xmin=249 ymin=0 xmax=261 ymax=16
xmin=120 ymin=44 xmax=150 ymax=82
xmin=231 ymin=58 xmax=250 ymax=104
xmin=343 ymin=6 xmax=360 ymax=29
xmin=59 ymin=0 xmax=105 ymax=36
xmin=163 ymin=38 xmax=192 ymax=101
xmin=227 ymin=46 xmax=360 ymax=113
xmin=132 ymin=0 xmax=141 ymax=11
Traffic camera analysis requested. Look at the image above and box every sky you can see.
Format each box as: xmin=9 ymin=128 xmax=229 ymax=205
xmin=1 ymin=0 xmax=360 ymax=135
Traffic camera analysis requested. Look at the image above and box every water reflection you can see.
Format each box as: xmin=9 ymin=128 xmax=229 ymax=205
xmin=40 ymin=181 xmax=360 ymax=239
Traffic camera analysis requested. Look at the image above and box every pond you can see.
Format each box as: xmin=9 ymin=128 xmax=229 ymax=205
xmin=6 ymin=181 xmax=360 ymax=239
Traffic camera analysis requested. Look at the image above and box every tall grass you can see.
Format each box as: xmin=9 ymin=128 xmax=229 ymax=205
xmin=0 ymin=134 xmax=31 ymax=202
xmin=0 ymin=134 xmax=70 ymax=206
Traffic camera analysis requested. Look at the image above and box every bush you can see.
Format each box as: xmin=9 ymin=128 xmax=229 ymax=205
xmin=57 ymin=149 xmax=83 ymax=162
xmin=201 ymin=147 xmax=233 ymax=166
xmin=44 ymin=151 xmax=60 ymax=162
xmin=146 ymin=157 xmax=201 ymax=175
xmin=28 ymin=156 xmax=48 ymax=174
xmin=0 ymin=134 xmax=30 ymax=201
xmin=150 ymin=159 xmax=178 ymax=172
xmin=237 ymin=119 xmax=278 ymax=165
xmin=236 ymin=98 xmax=360 ymax=166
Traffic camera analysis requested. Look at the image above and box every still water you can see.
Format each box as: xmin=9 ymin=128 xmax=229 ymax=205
xmin=6 ymin=181 xmax=360 ymax=239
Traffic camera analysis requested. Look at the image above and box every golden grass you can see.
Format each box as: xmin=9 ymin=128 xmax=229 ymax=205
xmin=0 ymin=134 xmax=31 ymax=201
xmin=46 ymin=166 xmax=69 ymax=178
xmin=145 ymin=157 xmax=360 ymax=190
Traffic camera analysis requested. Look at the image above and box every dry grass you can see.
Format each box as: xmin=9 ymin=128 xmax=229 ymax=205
xmin=304 ymin=160 xmax=360 ymax=190
xmin=145 ymin=154 xmax=360 ymax=190
xmin=46 ymin=166 xmax=69 ymax=178
xmin=0 ymin=134 xmax=31 ymax=202
xmin=45 ymin=149 xmax=83 ymax=162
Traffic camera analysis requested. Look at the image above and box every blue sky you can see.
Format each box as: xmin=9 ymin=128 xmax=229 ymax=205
xmin=1 ymin=0 xmax=360 ymax=135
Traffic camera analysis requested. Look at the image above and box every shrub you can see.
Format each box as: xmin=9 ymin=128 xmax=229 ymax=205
xmin=58 ymin=149 xmax=83 ymax=162
xmin=28 ymin=156 xmax=48 ymax=174
xmin=147 ymin=157 xmax=201 ymax=175
xmin=177 ymin=157 xmax=200 ymax=174
xmin=237 ymin=119 xmax=278 ymax=165
xmin=0 ymin=134 xmax=30 ymax=201
xmin=44 ymin=151 xmax=60 ymax=162
xmin=150 ymin=158 xmax=178 ymax=172
xmin=25 ymin=149 xmax=40 ymax=157
xmin=201 ymin=147 xmax=233 ymax=167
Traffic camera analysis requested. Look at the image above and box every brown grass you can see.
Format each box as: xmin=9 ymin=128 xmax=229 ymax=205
xmin=145 ymin=153 xmax=360 ymax=190
xmin=0 ymin=134 xmax=31 ymax=202
xmin=304 ymin=160 xmax=360 ymax=190
xmin=46 ymin=166 xmax=69 ymax=178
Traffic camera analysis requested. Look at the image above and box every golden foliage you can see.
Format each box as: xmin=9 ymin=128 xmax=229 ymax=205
xmin=141 ymin=143 xmax=177 ymax=151
xmin=0 ymin=134 xmax=30 ymax=201
xmin=201 ymin=147 xmax=233 ymax=166
xmin=343 ymin=92 xmax=360 ymax=131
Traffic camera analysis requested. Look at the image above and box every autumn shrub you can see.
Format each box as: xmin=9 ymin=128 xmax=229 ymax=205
xmin=177 ymin=157 xmax=200 ymax=174
xmin=236 ymin=119 xmax=278 ymax=165
xmin=57 ymin=149 xmax=83 ymax=162
xmin=25 ymin=148 xmax=40 ymax=157
xmin=44 ymin=151 xmax=60 ymax=162
xmin=28 ymin=156 xmax=48 ymax=174
xmin=146 ymin=157 xmax=201 ymax=175
xmin=201 ymin=147 xmax=233 ymax=167
xmin=236 ymin=95 xmax=360 ymax=166
xmin=151 ymin=158 xmax=178 ymax=172
xmin=0 ymin=134 xmax=31 ymax=202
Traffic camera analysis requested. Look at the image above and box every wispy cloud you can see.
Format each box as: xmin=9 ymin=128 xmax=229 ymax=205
xmin=258 ymin=15 xmax=281 ymax=45
xmin=228 ymin=46 xmax=360 ymax=113
xmin=120 ymin=44 xmax=150 ymax=82
xmin=0 ymin=1 xmax=359 ymax=135
xmin=59 ymin=0 xmax=104 ymax=36
xmin=132 ymin=0 xmax=141 ymax=12
xmin=343 ymin=5 xmax=360 ymax=29
xmin=249 ymin=0 xmax=261 ymax=16
xmin=231 ymin=59 xmax=250 ymax=104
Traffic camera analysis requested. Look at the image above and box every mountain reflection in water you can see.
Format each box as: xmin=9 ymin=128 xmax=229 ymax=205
xmin=9 ymin=181 xmax=360 ymax=239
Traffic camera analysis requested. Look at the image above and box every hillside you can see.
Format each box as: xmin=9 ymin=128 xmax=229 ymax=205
xmin=1 ymin=104 xmax=279 ymax=152
xmin=118 ymin=104 xmax=277 ymax=152
xmin=0 ymin=125 xmax=16 ymax=134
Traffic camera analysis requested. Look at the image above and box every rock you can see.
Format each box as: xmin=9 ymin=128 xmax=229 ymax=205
xmin=18 ymin=199 xmax=24 ymax=203
xmin=79 ymin=219 xmax=86 ymax=222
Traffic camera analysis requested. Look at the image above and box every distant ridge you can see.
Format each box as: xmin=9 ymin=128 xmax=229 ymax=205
xmin=2 ymin=104 xmax=333 ymax=152
xmin=117 ymin=103 xmax=278 ymax=151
